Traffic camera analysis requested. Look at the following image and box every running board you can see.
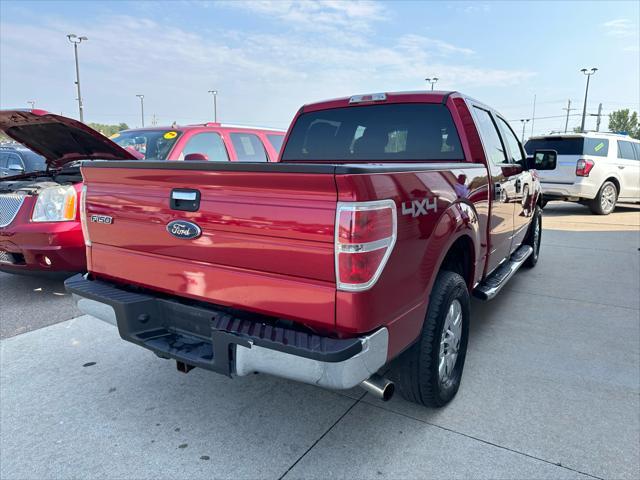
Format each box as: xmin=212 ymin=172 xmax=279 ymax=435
xmin=473 ymin=245 xmax=533 ymax=301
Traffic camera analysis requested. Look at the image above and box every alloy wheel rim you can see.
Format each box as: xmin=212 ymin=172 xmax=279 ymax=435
xmin=439 ymin=299 xmax=463 ymax=385
xmin=601 ymin=185 xmax=616 ymax=212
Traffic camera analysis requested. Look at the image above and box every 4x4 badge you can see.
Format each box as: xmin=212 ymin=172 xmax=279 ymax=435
xmin=402 ymin=198 xmax=437 ymax=217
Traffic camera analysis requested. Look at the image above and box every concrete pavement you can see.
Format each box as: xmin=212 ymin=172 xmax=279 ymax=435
xmin=1 ymin=202 xmax=639 ymax=479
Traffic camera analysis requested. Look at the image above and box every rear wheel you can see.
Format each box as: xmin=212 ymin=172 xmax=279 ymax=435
xmin=524 ymin=205 xmax=542 ymax=268
xmin=390 ymin=271 xmax=470 ymax=407
xmin=589 ymin=181 xmax=617 ymax=215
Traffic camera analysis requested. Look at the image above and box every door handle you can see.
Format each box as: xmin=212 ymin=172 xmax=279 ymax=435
xmin=515 ymin=178 xmax=522 ymax=193
xmin=494 ymin=183 xmax=507 ymax=202
xmin=618 ymin=165 xmax=625 ymax=169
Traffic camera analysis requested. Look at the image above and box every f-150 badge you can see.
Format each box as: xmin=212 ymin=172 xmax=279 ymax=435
xmin=167 ymin=220 xmax=202 ymax=240
xmin=402 ymin=198 xmax=437 ymax=217
xmin=90 ymin=215 xmax=113 ymax=224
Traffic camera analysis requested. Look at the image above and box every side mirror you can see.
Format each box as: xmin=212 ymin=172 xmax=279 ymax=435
xmin=8 ymin=164 xmax=24 ymax=172
xmin=527 ymin=149 xmax=557 ymax=171
xmin=184 ymin=152 xmax=208 ymax=161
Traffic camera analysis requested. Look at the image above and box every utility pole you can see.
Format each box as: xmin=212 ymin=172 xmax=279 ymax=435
xmin=562 ymin=99 xmax=575 ymax=133
xmin=595 ymin=103 xmax=603 ymax=132
xmin=27 ymin=100 xmax=35 ymax=109
xmin=520 ymin=119 xmax=530 ymax=142
xmin=136 ymin=94 xmax=145 ymax=127
xmin=151 ymin=114 xmax=158 ymax=127
xmin=67 ymin=34 xmax=88 ymax=123
xmin=579 ymin=67 xmax=598 ymax=132
xmin=530 ymin=94 xmax=536 ymax=137
xmin=208 ymin=90 xmax=218 ymax=122
xmin=425 ymin=77 xmax=439 ymax=91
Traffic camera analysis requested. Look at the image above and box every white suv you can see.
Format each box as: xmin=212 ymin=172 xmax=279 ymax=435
xmin=524 ymin=133 xmax=640 ymax=214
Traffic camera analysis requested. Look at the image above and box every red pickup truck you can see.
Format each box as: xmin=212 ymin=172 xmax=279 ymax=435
xmin=0 ymin=110 xmax=284 ymax=274
xmin=63 ymin=91 xmax=554 ymax=407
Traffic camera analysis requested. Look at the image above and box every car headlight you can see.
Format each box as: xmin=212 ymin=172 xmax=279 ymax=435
xmin=31 ymin=185 xmax=77 ymax=222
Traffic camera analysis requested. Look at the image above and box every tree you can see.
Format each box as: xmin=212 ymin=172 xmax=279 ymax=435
xmin=87 ymin=122 xmax=130 ymax=137
xmin=608 ymin=109 xmax=639 ymax=139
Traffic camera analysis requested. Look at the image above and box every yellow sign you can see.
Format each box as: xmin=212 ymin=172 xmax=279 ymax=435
xmin=163 ymin=131 xmax=178 ymax=140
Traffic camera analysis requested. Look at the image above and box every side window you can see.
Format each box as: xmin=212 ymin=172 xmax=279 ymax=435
xmin=5 ymin=153 xmax=24 ymax=169
xmin=181 ymin=132 xmax=229 ymax=162
xmin=632 ymin=142 xmax=640 ymax=161
xmin=0 ymin=152 xmax=8 ymax=168
xmin=230 ymin=133 xmax=268 ymax=162
xmin=583 ymin=138 xmax=609 ymax=157
xmin=266 ymin=134 xmax=285 ymax=154
xmin=496 ymin=117 xmax=525 ymax=164
xmin=617 ymin=140 xmax=636 ymax=160
xmin=472 ymin=107 xmax=507 ymax=165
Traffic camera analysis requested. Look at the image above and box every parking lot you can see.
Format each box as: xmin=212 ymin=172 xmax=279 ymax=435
xmin=1 ymin=202 xmax=638 ymax=480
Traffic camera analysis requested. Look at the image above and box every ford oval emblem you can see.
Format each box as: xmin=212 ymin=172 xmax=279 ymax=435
xmin=166 ymin=220 xmax=202 ymax=240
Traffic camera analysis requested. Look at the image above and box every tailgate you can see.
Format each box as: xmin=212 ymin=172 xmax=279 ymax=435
xmin=81 ymin=162 xmax=338 ymax=331
xmin=538 ymin=153 xmax=579 ymax=184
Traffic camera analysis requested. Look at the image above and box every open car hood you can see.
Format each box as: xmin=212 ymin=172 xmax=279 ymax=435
xmin=0 ymin=109 xmax=137 ymax=168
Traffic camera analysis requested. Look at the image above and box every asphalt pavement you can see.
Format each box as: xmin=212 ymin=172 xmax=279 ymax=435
xmin=1 ymin=202 xmax=639 ymax=479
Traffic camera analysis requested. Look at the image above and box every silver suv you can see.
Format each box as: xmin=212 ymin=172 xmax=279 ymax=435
xmin=525 ymin=133 xmax=640 ymax=214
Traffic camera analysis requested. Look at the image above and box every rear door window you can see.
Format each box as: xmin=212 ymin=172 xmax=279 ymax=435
xmin=281 ymin=103 xmax=464 ymax=161
xmin=496 ymin=117 xmax=525 ymax=163
xmin=230 ymin=133 xmax=268 ymax=162
xmin=617 ymin=140 xmax=636 ymax=160
xmin=632 ymin=142 xmax=640 ymax=161
xmin=181 ymin=132 xmax=229 ymax=162
xmin=471 ymin=107 xmax=507 ymax=165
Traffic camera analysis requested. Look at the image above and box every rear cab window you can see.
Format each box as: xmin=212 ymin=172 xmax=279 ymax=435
xmin=230 ymin=133 xmax=268 ymax=162
xmin=111 ymin=129 xmax=182 ymax=160
xmin=524 ymin=137 xmax=609 ymax=157
xmin=281 ymin=103 xmax=464 ymax=161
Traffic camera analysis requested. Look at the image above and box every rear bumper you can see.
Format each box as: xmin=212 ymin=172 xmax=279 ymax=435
xmin=540 ymin=180 xmax=598 ymax=200
xmin=65 ymin=274 xmax=388 ymax=390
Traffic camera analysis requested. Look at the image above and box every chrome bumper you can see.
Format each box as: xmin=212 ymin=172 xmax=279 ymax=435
xmin=70 ymin=286 xmax=388 ymax=391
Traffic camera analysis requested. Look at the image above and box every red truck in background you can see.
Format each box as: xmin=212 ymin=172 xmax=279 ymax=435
xmin=59 ymin=91 xmax=554 ymax=407
xmin=0 ymin=110 xmax=284 ymax=275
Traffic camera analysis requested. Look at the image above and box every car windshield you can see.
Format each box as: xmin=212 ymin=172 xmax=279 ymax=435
xmin=281 ymin=103 xmax=464 ymax=161
xmin=111 ymin=129 xmax=182 ymax=160
xmin=21 ymin=150 xmax=47 ymax=172
xmin=524 ymin=137 xmax=609 ymax=157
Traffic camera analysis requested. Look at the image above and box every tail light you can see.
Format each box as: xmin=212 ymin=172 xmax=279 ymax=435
xmin=576 ymin=159 xmax=594 ymax=177
xmin=80 ymin=184 xmax=91 ymax=246
xmin=335 ymin=200 xmax=397 ymax=292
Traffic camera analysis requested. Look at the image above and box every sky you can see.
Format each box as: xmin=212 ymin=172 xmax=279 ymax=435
xmin=1 ymin=0 xmax=639 ymax=137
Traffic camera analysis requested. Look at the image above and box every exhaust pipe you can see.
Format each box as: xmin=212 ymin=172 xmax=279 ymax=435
xmin=360 ymin=374 xmax=395 ymax=401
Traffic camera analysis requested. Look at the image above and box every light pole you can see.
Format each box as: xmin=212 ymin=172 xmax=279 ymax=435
xmin=520 ymin=119 xmax=530 ymax=142
xmin=208 ymin=90 xmax=218 ymax=122
xmin=136 ymin=94 xmax=145 ymax=127
xmin=27 ymin=100 xmax=35 ymax=109
xmin=67 ymin=34 xmax=88 ymax=123
xmin=579 ymin=67 xmax=597 ymax=133
xmin=425 ymin=77 xmax=439 ymax=91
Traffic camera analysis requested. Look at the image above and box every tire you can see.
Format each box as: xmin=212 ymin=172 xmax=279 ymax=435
xmin=540 ymin=198 xmax=549 ymax=209
xmin=523 ymin=205 xmax=542 ymax=268
xmin=390 ymin=271 xmax=470 ymax=407
xmin=589 ymin=181 xmax=617 ymax=215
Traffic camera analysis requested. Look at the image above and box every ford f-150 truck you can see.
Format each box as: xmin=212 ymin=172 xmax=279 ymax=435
xmin=0 ymin=110 xmax=284 ymax=274
xmin=42 ymin=92 xmax=555 ymax=406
